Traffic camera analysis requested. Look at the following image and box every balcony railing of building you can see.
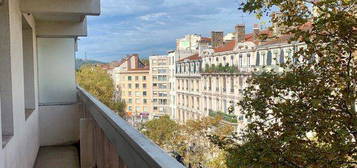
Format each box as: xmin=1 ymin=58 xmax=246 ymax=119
xmin=77 ymin=86 xmax=184 ymax=168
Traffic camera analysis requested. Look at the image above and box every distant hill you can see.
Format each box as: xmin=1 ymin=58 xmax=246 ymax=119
xmin=75 ymin=59 xmax=105 ymax=70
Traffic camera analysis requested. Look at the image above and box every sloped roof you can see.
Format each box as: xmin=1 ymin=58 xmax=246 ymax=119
xmin=200 ymin=37 xmax=211 ymax=43
xmin=213 ymin=22 xmax=313 ymax=53
xmin=178 ymin=53 xmax=201 ymax=62
xmin=213 ymin=40 xmax=236 ymax=52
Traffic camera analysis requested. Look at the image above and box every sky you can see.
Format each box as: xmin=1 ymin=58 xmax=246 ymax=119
xmin=76 ymin=0 xmax=270 ymax=63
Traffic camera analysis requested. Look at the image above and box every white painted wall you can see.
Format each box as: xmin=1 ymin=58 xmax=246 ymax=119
xmin=38 ymin=38 xmax=77 ymax=104
xmin=0 ymin=0 xmax=40 ymax=167
xmin=37 ymin=38 xmax=80 ymax=146
xmin=39 ymin=104 xmax=80 ymax=146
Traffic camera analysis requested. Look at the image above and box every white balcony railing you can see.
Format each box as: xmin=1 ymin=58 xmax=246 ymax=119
xmin=77 ymin=86 xmax=184 ymax=168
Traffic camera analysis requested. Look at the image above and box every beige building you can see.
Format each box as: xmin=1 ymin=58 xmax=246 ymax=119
xmin=112 ymin=54 xmax=152 ymax=121
xmin=149 ymin=55 xmax=173 ymax=118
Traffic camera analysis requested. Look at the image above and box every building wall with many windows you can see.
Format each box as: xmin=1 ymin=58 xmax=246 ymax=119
xmin=149 ymin=55 xmax=173 ymax=118
xmin=175 ymin=54 xmax=203 ymax=123
xmin=112 ymin=54 xmax=152 ymax=120
xmin=175 ymin=24 xmax=308 ymax=132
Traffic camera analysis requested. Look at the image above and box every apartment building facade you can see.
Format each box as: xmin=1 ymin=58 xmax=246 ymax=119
xmin=175 ymin=54 xmax=203 ymax=123
xmin=112 ymin=54 xmax=152 ymax=121
xmin=149 ymin=55 xmax=172 ymax=118
xmin=174 ymin=24 xmax=307 ymax=131
xmin=167 ymin=52 xmax=178 ymax=120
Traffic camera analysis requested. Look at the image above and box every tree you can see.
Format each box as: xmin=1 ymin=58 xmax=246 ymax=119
xmin=76 ymin=65 xmax=126 ymax=117
xmin=141 ymin=116 xmax=234 ymax=167
xmin=212 ymin=0 xmax=356 ymax=167
xmin=141 ymin=58 xmax=150 ymax=66
xmin=141 ymin=115 xmax=180 ymax=147
xmin=182 ymin=117 xmax=234 ymax=167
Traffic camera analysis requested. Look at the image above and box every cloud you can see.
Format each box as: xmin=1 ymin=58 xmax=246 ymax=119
xmin=139 ymin=12 xmax=169 ymax=21
xmin=77 ymin=0 xmax=268 ymax=62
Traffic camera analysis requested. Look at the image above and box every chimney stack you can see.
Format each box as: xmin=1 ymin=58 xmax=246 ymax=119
xmin=253 ymin=24 xmax=260 ymax=40
xmin=211 ymin=31 xmax=224 ymax=48
xmin=235 ymin=24 xmax=245 ymax=43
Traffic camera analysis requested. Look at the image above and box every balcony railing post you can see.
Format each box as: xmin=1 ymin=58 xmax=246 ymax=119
xmin=104 ymin=134 xmax=120 ymax=168
xmin=94 ymin=122 xmax=105 ymax=167
xmin=80 ymin=117 xmax=95 ymax=168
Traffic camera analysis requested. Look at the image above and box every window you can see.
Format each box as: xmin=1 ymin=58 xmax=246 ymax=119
xmin=143 ymin=76 xmax=147 ymax=80
xmin=153 ymin=106 xmax=158 ymax=110
xmin=128 ymin=91 xmax=132 ymax=96
xmin=136 ymin=98 xmax=140 ymax=104
xmin=256 ymin=52 xmax=260 ymax=66
xmin=209 ymin=77 xmax=212 ymax=90
xmin=230 ymin=77 xmax=234 ymax=93
xmin=158 ymin=83 xmax=167 ymax=89
xmin=267 ymin=51 xmax=272 ymax=65
xmin=143 ymin=83 xmax=147 ymax=88
xmin=158 ymin=75 xmax=167 ymax=81
xmin=143 ymin=99 xmax=147 ymax=104
xmin=135 ymin=76 xmax=139 ymax=80
xmin=223 ymin=77 xmax=226 ymax=92
xmin=22 ymin=18 xmax=35 ymax=120
xmin=135 ymin=83 xmax=139 ymax=89
xmin=128 ymin=76 xmax=132 ymax=81
xmin=128 ymin=106 xmax=132 ymax=111
xmin=128 ymin=99 xmax=132 ymax=104
xmin=128 ymin=84 xmax=132 ymax=89
xmin=158 ymin=69 xmax=167 ymax=73
xmin=136 ymin=106 xmax=141 ymax=111
xmin=143 ymin=91 xmax=147 ymax=96
xmin=280 ymin=49 xmax=285 ymax=64
xmin=239 ymin=54 xmax=243 ymax=67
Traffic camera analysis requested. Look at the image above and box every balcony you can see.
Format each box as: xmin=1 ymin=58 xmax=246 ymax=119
xmin=28 ymin=87 xmax=185 ymax=168
xmin=73 ymin=87 xmax=184 ymax=168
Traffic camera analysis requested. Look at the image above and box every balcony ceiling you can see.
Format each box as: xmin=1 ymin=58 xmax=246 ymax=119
xmin=33 ymin=13 xmax=84 ymax=22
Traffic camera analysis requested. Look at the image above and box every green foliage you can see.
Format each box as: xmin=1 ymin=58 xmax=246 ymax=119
xmin=209 ymin=110 xmax=238 ymax=123
xmin=204 ymin=64 xmax=240 ymax=73
xmin=142 ymin=115 xmax=180 ymax=146
xmin=213 ymin=0 xmax=357 ymax=168
xmin=141 ymin=58 xmax=150 ymax=66
xmin=76 ymin=65 xmax=126 ymax=117
xmin=141 ymin=116 xmax=234 ymax=167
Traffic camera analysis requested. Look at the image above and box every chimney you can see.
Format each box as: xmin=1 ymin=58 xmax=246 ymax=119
xmin=235 ymin=24 xmax=245 ymax=43
xmin=253 ymin=24 xmax=260 ymax=40
xmin=211 ymin=31 xmax=224 ymax=48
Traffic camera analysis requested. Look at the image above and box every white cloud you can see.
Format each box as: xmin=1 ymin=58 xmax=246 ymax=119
xmin=139 ymin=12 xmax=168 ymax=21
xmin=77 ymin=0 xmax=268 ymax=62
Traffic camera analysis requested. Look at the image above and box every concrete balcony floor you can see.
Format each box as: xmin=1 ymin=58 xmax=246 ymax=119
xmin=34 ymin=145 xmax=80 ymax=168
